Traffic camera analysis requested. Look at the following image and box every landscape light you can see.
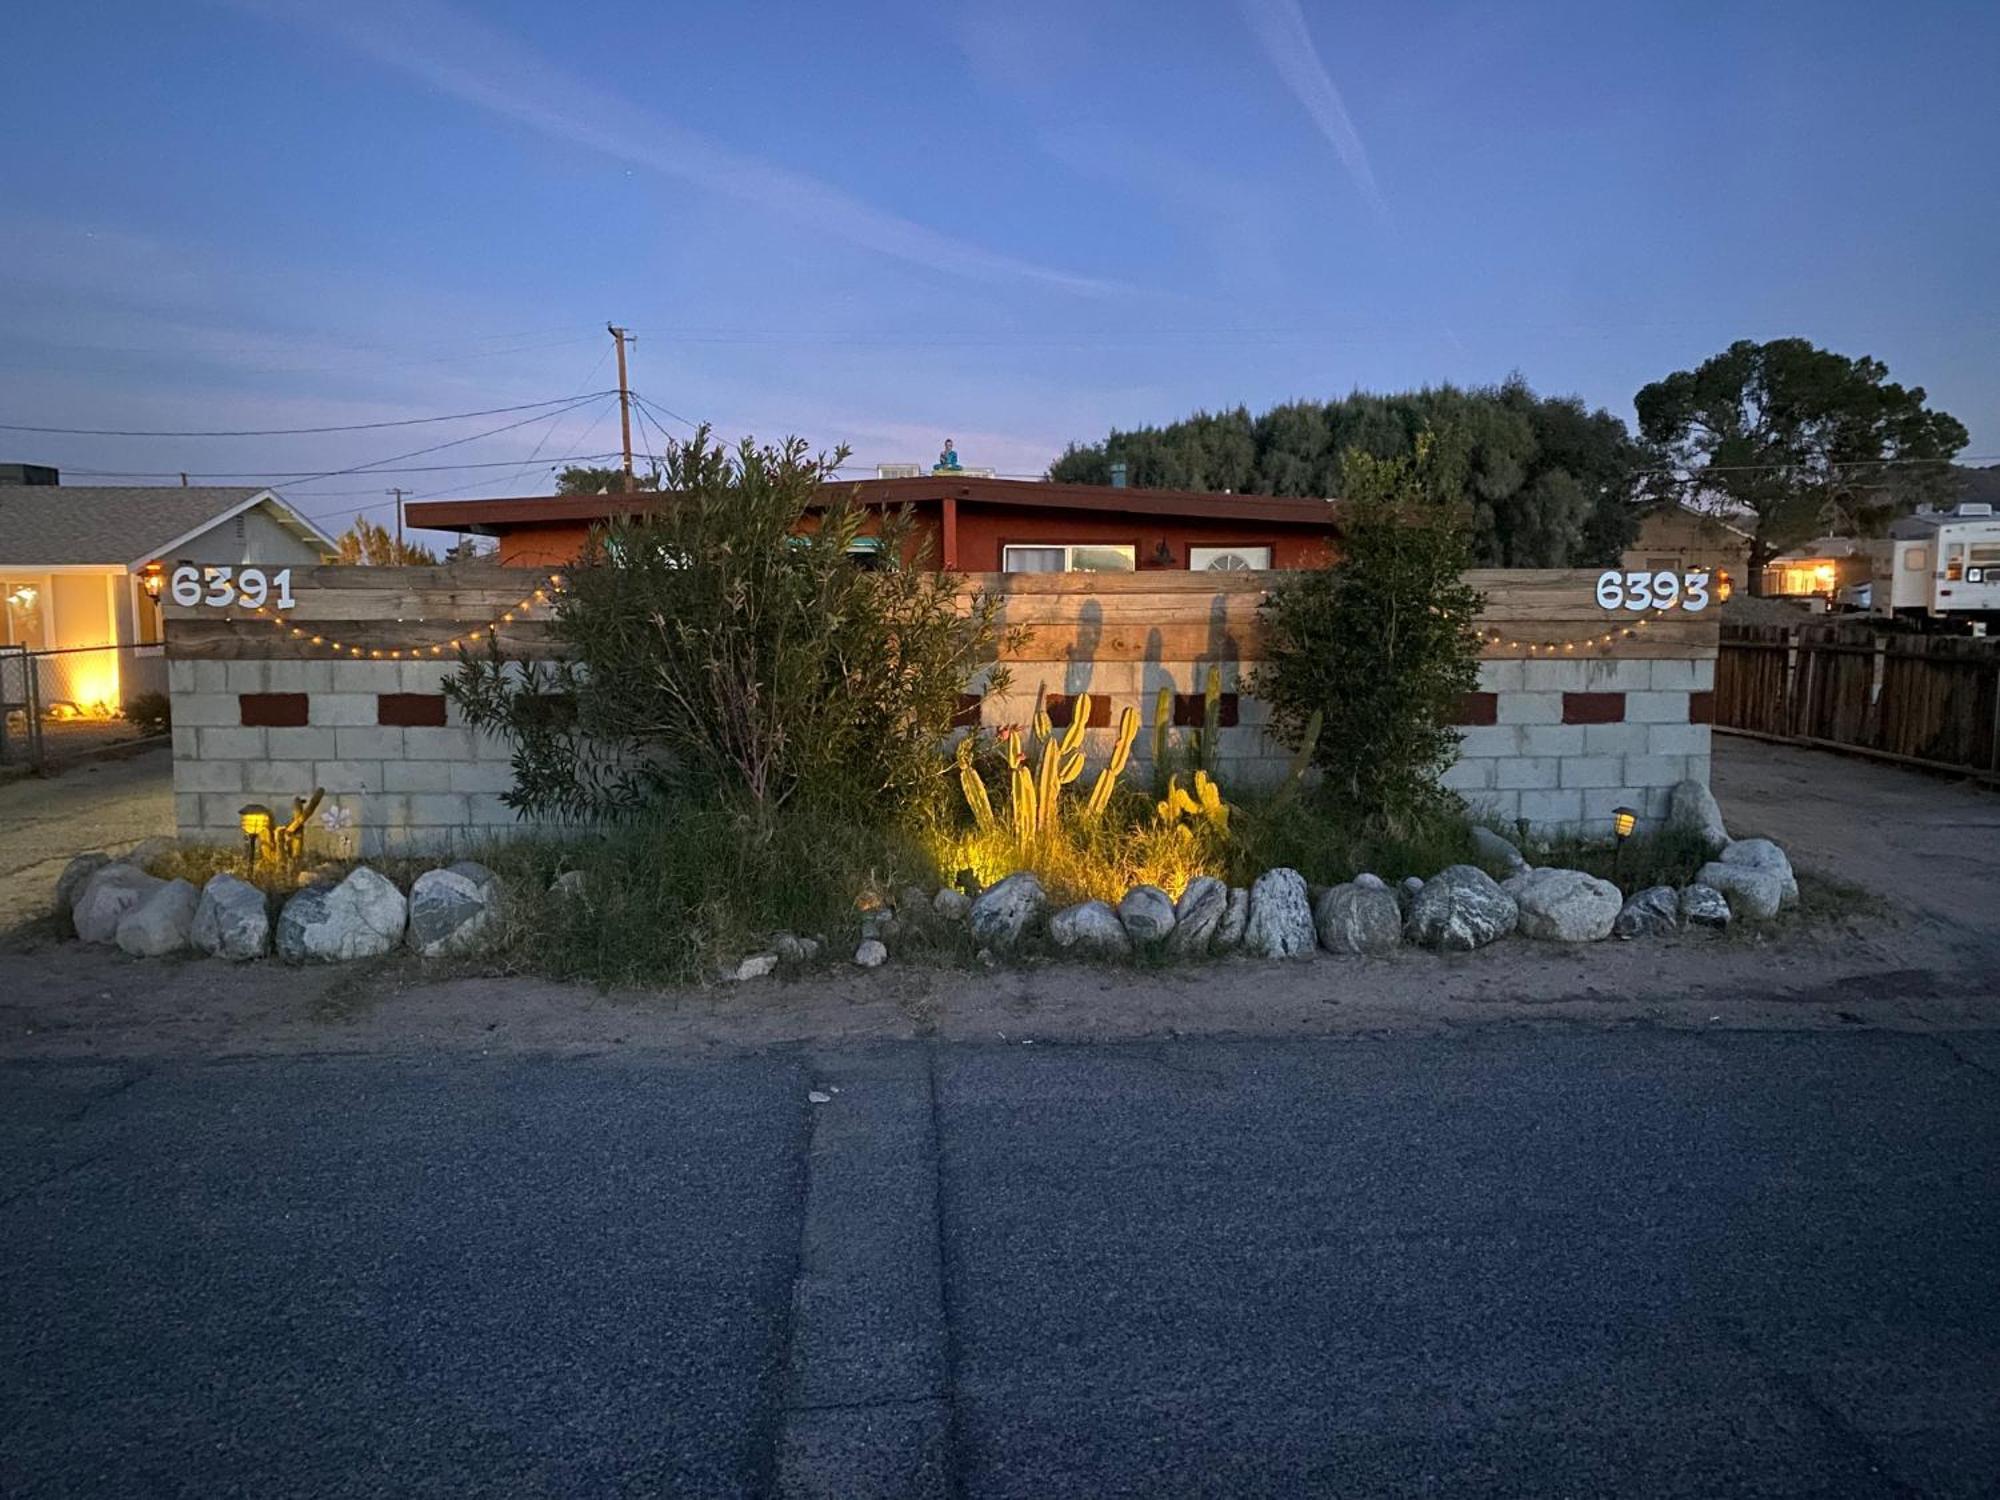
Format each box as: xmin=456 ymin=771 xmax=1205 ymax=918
xmin=1612 ymin=807 xmax=1638 ymax=841
xmin=238 ymin=803 xmax=273 ymax=868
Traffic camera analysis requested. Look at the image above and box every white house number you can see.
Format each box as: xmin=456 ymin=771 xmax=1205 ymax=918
xmin=1595 ymin=569 xmax=1711 ymax=613
xmin=169 ymin=564 xmax=296 ymax=611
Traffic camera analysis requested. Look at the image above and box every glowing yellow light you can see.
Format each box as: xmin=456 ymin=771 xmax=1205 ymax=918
xmin=502 ymin=612 xmax=515 ymax=623
xmin=239 ymin=804 xmax=273 ymax=839
xmin=1612 ymin=806 xmax=1638 ymax=840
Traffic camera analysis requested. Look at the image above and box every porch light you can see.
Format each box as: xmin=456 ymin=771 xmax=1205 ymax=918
xmin=140 ymin=563 xmax=166 ymax=601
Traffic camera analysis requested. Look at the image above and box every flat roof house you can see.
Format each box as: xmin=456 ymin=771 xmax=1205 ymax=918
xmin=0 ymin=472 xmax=333 ymax=711
xmin=406 ymin=474 xmax=1345 ymax=574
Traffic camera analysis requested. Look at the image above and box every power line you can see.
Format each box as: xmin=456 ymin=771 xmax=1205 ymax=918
xmin=0 ymin=391 xmax=618 ymax=439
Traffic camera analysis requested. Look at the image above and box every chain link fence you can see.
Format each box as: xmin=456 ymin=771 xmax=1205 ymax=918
xmin=0 ymin=643 xmax=170 ymax=770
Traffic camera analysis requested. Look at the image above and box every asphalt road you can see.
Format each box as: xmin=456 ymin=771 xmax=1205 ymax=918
xmin=6 ymin=1029 xmax=1998 ymax=1497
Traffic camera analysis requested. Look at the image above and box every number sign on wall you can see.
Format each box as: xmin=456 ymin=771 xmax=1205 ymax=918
xmin=169 ymin=565 xmax=296 ymax=611
xmin=1595 ymin=570 xmax=1711 ymax=613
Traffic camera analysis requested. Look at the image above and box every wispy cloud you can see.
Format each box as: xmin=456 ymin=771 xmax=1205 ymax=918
xmin=228 ymin=0 xmax=1119 ymax=297
xmin=1238 ymin=0 xmax=1387 ymax=220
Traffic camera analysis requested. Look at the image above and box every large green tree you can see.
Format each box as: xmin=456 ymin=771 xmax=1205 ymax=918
xmin=1050 ymin=379 xmax=1641 ymax=567
xmin=1634 ymin=338 xmax=1968 ymax=565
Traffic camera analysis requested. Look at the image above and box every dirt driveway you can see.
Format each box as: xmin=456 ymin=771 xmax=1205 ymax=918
xmin=0 ymin=748 xmax=172 ymax=931
xmin=1712 ymin=733 xmax=2000 ymax=960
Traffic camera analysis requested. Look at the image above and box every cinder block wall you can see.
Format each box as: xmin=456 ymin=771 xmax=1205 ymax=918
xmin=167 ymin=566 xmax=1718 ymax=853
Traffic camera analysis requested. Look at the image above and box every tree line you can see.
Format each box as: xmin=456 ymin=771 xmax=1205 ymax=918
xmin=1049 ymin=339 xmax=1970 ymax=569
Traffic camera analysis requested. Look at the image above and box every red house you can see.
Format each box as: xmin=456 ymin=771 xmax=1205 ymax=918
xmin=405 ymin=475 xmax=1342 ymax=573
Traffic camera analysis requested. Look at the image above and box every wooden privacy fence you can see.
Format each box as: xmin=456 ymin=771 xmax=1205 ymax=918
xmin=1715 ymin=624 xmax=2000 ymax=781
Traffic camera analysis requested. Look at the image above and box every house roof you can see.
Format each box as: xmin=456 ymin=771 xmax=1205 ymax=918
xmin=406 ymin=475 xmax=1345 ymax=536
xmin=0 ymin=485 xmax=335 ymax=568
xmin=1636 ymin=498 xmax=1756 ymax=541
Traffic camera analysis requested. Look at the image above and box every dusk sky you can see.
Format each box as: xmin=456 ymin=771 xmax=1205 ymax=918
xmin=2 ymin=0 xmax=1995 ymax=542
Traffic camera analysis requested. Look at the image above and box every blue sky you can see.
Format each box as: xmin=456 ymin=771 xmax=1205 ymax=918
xmin=1 ymin=0 xmax=1994 ymax=542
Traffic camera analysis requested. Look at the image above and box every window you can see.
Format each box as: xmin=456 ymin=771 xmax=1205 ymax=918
xmin=1002 ymin=544 xmax=1136 ymax=573
xmin=3 ymin=580 xmax=45 ymax=649
xmin=1904 ymin=550 xmax=1929 ymax=571
xmin=1189 ymin=545 xmax=1273 ymax=571
xmin=1970 ymin=545 xmax=2000 ymax=564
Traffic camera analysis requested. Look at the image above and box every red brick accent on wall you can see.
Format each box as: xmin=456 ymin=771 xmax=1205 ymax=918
xmin=1562 ymin=692 xmax=1625 ymax=725
xmin=238 ymin=692 xmax=308 ymax=727
xmin=1454 ymin=691 xmax=1498 ymax=726
xmin=377 ymin=693 xmax=448 ymax=727
xmin=1689 ymin=690 xmax=1715 ymax=724
xmin=1172 ymin=692 xmax=1240 ymax=727
xmin=1044 ymin=693 xmax=1113 ymax=729
xmin=953 ymin=693 xmax=984 ymax=729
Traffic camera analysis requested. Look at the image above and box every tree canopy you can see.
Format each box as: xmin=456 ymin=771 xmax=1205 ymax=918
xmin=332 ymin=517 xmax=437 ymax=566
xmin=1049 ymin=379 xmax=1641 ymax=567
xmin=555 ymin=464 xmax=660 ymax=495
xmin=1634 ymin=338 xmax=1968 ymax=562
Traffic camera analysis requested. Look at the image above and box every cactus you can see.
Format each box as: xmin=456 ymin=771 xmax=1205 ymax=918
xmin=1272 ymin=709 xmax=1323 ymax=804
xmin=1186 ymin=664 xmax=1223 ymax=775
xmin=956 ymin=737 xmax=994 ymax=831
xmin=1083 ymin=705 xmax=1140 ymax=821
xmin=1033 ymin=693 xmax=1091 ymax=833
xmin=1151 ymin=684 xmax=1174 ymax=790
xmin=1157 ymin=768 xmax=1231 ymax=834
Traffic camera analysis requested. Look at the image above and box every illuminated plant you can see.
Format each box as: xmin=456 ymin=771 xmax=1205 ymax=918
xmin=1084 ymin=704 xmax=1141 ymax=820
xmin=961 ymin=691 xmax=1141 ymax=848
xmin=1156 ymin=768 xmax=1231 ymax=835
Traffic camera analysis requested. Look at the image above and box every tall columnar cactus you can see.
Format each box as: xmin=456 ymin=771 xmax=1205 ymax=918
xmin=1084 ymin=704 xmax=1140 ymax=820
xmin=1200 ymin=664 xmax=1223 ymax=774
xmin=956 ymin=737 xmax=994 ymax=831
xmin=1151 ymin=684 xmax=1174 ymax=788
xmin=1033 ymin=695 xmax=1090 ymax=833
xmin=1272 ymin=708 xmax=1324 ymax=804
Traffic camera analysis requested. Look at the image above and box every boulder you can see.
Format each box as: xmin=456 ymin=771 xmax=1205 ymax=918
xmin=1117 ymin=884 xmax=1176 ymax=947
xmin=1215 ymin=887 xmax=1250 ymax=951
xmin=73 ymin=864 xmax=164 ymax=946
xmin=1243 ymin=868 xmax=1315 ymax=959
xmin=1167 ymin=877 xmax=1228 ymax=958
xmin=406 ymin=865 xmax=501 ymax=958
xmin=276 ymin=866 xmax=408 ymax=963
xmin=191 ymin=873 xmax=271 ymax=960
xmin=448 ymin=860 xmax=499 ymax=890
xmin=115 ymin=878 xmax=199 ymax=957
xmin=968 ymin=872 xmax=1046 ymax=951
xmin=1613 ymin=885 xmax=1680 ymax=940
xmin=1354 ymin=872 xmax=1388 ymax=892
xmin=1399 ymin=875 xmax=1425 ymax=911
xmin=1679 ymin=883 xmax=1731 ymax=929
xmin=1719 ymin=838 xmax=1798 ymax=908
xmin=122 ymin=836 xmax=179 ymax=871
xmin=773 ymin=932 xmax=822 ymax=963
xmin=1471 ymin=826 xmax=1531 ymax=877
xmin=1049 ymin=900 xmax=1131 ymax=957
xmin=853 ymin=938 xmax=888 ymax=968
xmin=729 ymin=953 xmax=779 ymax=982
xmin=1695 ymin=861 xmax=1783 ymax=920
xmin=1502 ymin=867 xmax=1623 ymax=943
xmin=1313 ymin=882 xmax=1404 ymax=956
xmin=1406 ymin=865 xmax=1519 ymax=952
xmin=549 ymin=869 xmax=588 ymax=901
xmin=53 ymin=851 xmax=111 ymax=934
xmin=1668 ymin=779 xmax=1729 ymax=852
xmin=932 ymin=886 xmax=971 ymax=922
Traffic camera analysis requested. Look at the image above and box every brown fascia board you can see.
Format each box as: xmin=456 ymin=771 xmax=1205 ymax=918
xmin=407 ymin=477 xmax=1343 ymax=535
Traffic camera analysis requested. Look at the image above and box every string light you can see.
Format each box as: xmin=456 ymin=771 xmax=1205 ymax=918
xmin=1483 ymin=611 xmax=1670 ymax=654
xmin=235 ymin=573 xmax=564 ymax=656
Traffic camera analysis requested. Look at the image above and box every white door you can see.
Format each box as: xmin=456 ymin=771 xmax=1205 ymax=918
xmin=1189 ymin=545 xmax=1272 ymax=571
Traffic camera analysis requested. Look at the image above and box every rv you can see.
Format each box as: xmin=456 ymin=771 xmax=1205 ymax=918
xmin=1871 ymin=503 xmax=2000 ymax=627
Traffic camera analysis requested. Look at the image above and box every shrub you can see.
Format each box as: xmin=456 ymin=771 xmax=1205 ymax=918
xmin=1253 ymin=432 xmax=1484 ymax=834
xmin=123 ymin=690 xmax=171 ymax=737
xmin=448 ymin=428 xmax=1010 ymax=826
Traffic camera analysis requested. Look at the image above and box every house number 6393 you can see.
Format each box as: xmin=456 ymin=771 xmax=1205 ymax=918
xmin=168 ymin=564 xmax=297 ymax=611
xmin=1595 ymin=569 xmax=1710 ymax=613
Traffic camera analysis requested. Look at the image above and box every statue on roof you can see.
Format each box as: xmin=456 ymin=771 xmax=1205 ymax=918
xmin=934 ymin=438 xmax=962 ymax=473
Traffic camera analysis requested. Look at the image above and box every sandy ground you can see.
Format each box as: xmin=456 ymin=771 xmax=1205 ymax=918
xmin=1 ymin=736 xmax=1994 ymax=1060
xmin=0 ymin=747 xmax=173 ymax=931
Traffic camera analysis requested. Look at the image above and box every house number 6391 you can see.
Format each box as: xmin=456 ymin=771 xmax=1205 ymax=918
xmin=169 ymin=564 xmax=297 ymax=611
xmin=1595 ymin=569 xmax=1710 ymax=613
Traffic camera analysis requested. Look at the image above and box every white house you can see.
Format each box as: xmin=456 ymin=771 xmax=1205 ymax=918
xmin=0 ymin=472 xmax=334 ymax=712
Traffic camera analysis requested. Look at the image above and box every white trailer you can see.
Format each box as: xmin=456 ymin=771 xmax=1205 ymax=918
xmin=1871 ymin=503 xmax=2000 ymax=627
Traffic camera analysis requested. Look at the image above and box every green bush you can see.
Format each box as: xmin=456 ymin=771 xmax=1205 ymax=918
xmin=448 ymin=428 xmax=1009 ymax=826
xmin=1253 ymin=432 xmax=1484 ymax=834
xmin=123 ymin=690 xmax=171 ymax=737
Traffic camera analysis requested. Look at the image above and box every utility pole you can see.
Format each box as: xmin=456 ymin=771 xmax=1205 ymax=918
xmin=608 ymin=322 xmax=635 ymax=494
xmin=387 ymin=488 xmax=408 ymax=559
